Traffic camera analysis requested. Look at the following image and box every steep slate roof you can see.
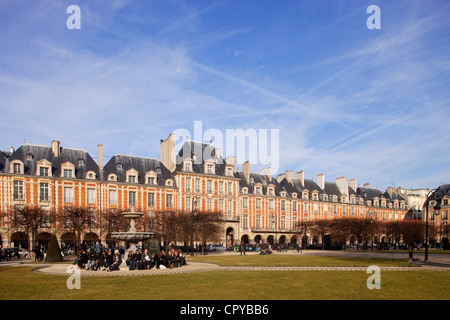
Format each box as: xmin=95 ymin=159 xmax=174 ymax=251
xmin=103 ymin=154 xmax=175 ymax=186
xmin=0 ymin=151 xmax=11 ymax=172
xmin=175 ymin=140 xmax=226 ymax=176
xmin=323 ymin=182 xmax=341 ymax=197
xmin=8 ymin=143 xmax=100 ymax=179
xmin=279 ymin=177 xmax=323 ymax=197
xmin=235 ymin=171 xmax=284 ymax=196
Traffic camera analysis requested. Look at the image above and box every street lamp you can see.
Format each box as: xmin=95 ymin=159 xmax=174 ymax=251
xmin=425 ymin=188 xmax=443 ymax=261
xmin=365 ymin=209 xmax=376 ymax=250
xmin=190 ymin=197 xmax=198 ymax=257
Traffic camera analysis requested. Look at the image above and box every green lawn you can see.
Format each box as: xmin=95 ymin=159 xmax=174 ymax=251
xmin=188 ymin=254 xmax=413 ymax=267
xmin=0 ymin=266 xmax=449 ymax=300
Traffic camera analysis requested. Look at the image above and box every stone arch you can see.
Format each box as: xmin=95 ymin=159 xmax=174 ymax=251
xmin=11 ymin=231 xmax=28 ymax=249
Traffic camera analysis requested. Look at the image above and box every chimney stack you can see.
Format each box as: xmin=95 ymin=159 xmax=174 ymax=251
xmin=98 ymin=144 xmax=103 ymax=169
xmin=295 ymin=170 xmax=304 ymax=186
xmin=336 ymin=176 xmax=349 ymax=196
xmin=52 ymin=140 xmax=60 ymax=157
xmin=160 ymin=133 xmax=177 ymax=173
xmin=285 ymin=170 xmax=293 ymax=183
xmin=260 ymin=167 xmax=272 ymax=179
xmin=242 ymin=161 xmax=250 ymax=182
xmin=349 ymin=178 xmax=357 ymax=192
xmin=317 ymin=173 xmax=325 ymax=190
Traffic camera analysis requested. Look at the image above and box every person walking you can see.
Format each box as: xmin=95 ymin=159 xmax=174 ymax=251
xmin=240 ymin=243 xmax=246 ymax=255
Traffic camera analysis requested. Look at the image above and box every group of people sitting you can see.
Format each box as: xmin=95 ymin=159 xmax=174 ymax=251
xmin=73 ymin=247 xmax=122 ymax=272
xmin=126 ymin=248 xmax=186 ymax=270
xmin=73 ymin=246 xmax=186 ymax=272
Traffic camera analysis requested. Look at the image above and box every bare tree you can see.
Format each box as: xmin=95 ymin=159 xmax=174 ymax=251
xmin=195 ymin=211 xmax=224 ymax=255
xmin=56 ymin=205 xmax=97 ymax=252
xmin=9 ymin=204 xmax=52 ymax=250
xmin=311 ymin=219 xmax=333 ymax=250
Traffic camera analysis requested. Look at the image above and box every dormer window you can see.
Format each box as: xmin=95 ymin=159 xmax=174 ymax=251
xmin=183 ymin=160 xmax=192 ymax=172
xmin=13 ymin=163 xmax=22 ymax=174
xmin=242 ymin=187 xmax=248 ymax=193
xmin=126 ymin=168 xmax=139 ymax=184
xmin=108 ymin=174 xmax=117 ymax=181
xmin=61 ymin=162 xmax=75 ymax=178
xmin=26 ymin=153 xmax=33 ymax=161
xmin=116 ymin=163 xmax=123 ymax=170
xmin=166 ymin=180 xmax=173 ymax=186
xmin=64 ymin=169 xmax=72 ymax=178
xmin=302 ymin=192 xmax=309 ymax=200
xmin=78 ymin=159 xmax=85 ymax=167
xmin=148 ymin=177 xmax=155 ymax=185
xmin=86 ymin=171 xmax=96 ymax=179
xmin=40 ymin=167 xmax=49 ymax=177
xmin=36 ymin=159 xmax=52 ymax=177
xmin=207 ymin=164 xmax=214 ymax=174
xmin=156 ymin=167 xmax=162 ymax=174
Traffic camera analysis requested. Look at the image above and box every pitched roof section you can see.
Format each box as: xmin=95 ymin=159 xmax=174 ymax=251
xmin=103 ymin=154 xmax=175 ymax=186
xmin=175 ymin=140 xmax=226 ymax=176
xmin=8 ymin=143 xmax=100 ymax=179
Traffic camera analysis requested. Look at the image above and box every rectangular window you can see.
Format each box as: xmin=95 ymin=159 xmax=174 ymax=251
xmin=342 ymin=205 xmax=346 ymax=216
xmin=186 ymin=197 xmax=191 ymax=211
xmin=64 ymin=169 xmax=72 ymax=178
xmin=40 ymin=182 xmax=49 ymax=201
xmin=269 ymin=199 xmax=274 ymax=210
xmin=243 ymin=197 xmax=248 ymax=209
xmin=256 ymin=215 xmax=261 ymax=229
xmin=40 ymin=167 xmax=49 ymax=177
xmin=281 ymin=215 xmax=286 ymax=230
xmin=195 ymin=179 xmax=200 ymax=193
xmin=281 ymin=200 xmax=286 ymax=211
xmin=13 ymin=163 xmax=21 ymax=174
xmin=185 ymin=177 xmax=191 ymax=191
xmin=129 ymin=175 xmax=136 ymax=183
xmin=108 ymin=190 xmax=117 ymax=205
xmin=324 ymin=204 xmax=328 ymax=215
xmin=228 ymin=199 xmax=233 ymax=216
xmin=207 ymin=198 xmax=212 ymax=211
xmin=13 ymin=180 xmax=24 ymax=200
xmin=207 ymin=180 xmax=212 ymax=193
xmin=166 ymin=194 xmax=173 ymax=208
xmin=129 ymin=191 xmax=136 ymax=207
xmin=219 ymin=181 xmax=224 ymax=194
xmin=242 ymin=214 xmax=248 ymax=230
xmin=87 ymin=188 xmax=96 ymax=204
xmin=293 ymin=201 xmax=297 ymax=212
xmin=219 ymin=199 xmax=224 ymax=213
xmin=269 ymin=215 xmax=275 ymax=230
xmin=64 ymin=187 xmax=73 ymax=203
xmin=304 ymin=202 xmax=308 ymax=213
xmin=256 ymin=198 xmax=261 ymax=210
xmin=314 ymin=203 xmax=318 ymax=214
xmin=148 ymin=177 xmax=155 ymax=185
xmin=148 ymin=193 xmax=155 ymax=207
xmin=333 ymin=205 xmax=338 ymax=215
xmin=351 ymin=206 xmax=355 ymax=216
xmin=228 ymin=182 xmax=232 ymax=195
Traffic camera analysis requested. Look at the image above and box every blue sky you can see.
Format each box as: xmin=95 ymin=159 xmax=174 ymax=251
xmin=1 ymin=0 xmax=449 ymax=190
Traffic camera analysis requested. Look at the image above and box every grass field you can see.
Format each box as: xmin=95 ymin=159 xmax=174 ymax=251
xmin=0 ymin=255 xmax=449 ymax=300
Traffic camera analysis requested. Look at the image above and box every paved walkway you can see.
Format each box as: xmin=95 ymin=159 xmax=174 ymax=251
xmin=17 ymin=250 xmax=449 ymax=276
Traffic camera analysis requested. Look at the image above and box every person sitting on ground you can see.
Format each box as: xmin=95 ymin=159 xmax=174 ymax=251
xmin=73 ymin=250 xmax=88 ymax=269
xmin=127 ymin=251 xmax=136 ymax=270
xmin=104 ymin=248 xmax=113 ymax=271
xmin=86 ymin=252 xmax=96 ymax=270
xmin=135 ymin=249 xmax=144 ymax=270
xmin=143 ymin=249 xmax=152 ymax=269
xmin=108 ymin=250 xmax=122 ymax=272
